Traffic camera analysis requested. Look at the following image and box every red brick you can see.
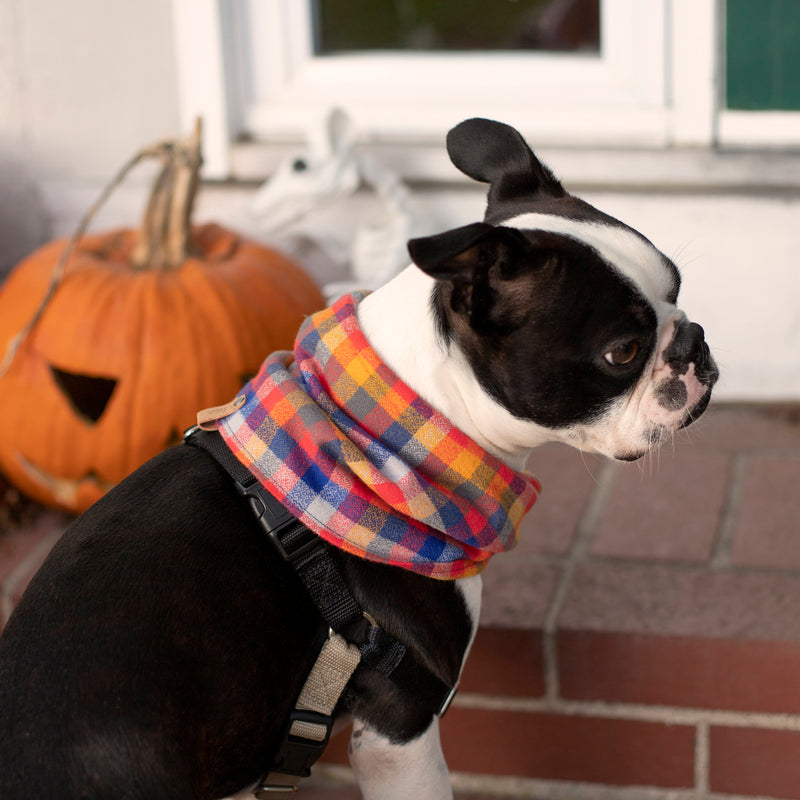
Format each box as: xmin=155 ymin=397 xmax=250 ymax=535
xmin=559 ymin=630 xmax=800 ymax=713
xmin=459 ymin=627 xmax=544 ymax=698
xmin=440 ymin=707 xmax=695 ymax=788
xmin=710 ymin=726 xmax=800 ymax=799
xmin=591 ymin=452 xmax=729 ymax=562
xmin=731 ymin=457 xmax=800 ymax=569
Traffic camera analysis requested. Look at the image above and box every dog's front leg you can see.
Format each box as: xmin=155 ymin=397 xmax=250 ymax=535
xmin=348 ymin=716 xmax=452 ymax=800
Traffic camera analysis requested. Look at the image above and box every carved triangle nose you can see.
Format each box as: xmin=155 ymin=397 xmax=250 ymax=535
xmin=50 ymin=366 xmax=118 ymax=424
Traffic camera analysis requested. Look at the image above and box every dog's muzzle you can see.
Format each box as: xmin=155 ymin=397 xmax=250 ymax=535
xmin=667 ymin=319 xmax=718 ymax=431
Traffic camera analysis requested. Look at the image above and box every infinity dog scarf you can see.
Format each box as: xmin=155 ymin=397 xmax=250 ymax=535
xmin=214 ymin=293 xmax=540 ymax=580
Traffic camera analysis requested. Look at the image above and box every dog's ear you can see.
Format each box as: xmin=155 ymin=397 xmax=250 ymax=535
xmin=409 ymin=223 xmax=549 ymax=334
xmin=446 ymin=118 xmax=565 ymax=212
xmin=407 ymin=222 xmax=498 ymax=281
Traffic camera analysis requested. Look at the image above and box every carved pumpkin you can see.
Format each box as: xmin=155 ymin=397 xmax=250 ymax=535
xmin=0 ymin=122 xmax=325 ymax=513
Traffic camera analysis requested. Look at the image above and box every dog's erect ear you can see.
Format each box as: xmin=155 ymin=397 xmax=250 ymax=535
xmin=408 ymin=223 xmax=548 ymax=334
xmin=407 ymin=222 xmax=497 ymax=281
xmin=446 ymin=118 xmax=565 ymax=212
xmin=408 ymin=222 xmax=534 ymax=283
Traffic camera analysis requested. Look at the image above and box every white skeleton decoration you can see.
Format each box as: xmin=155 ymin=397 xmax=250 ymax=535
xmin=251 ymin=109 xmax=423 ymax=300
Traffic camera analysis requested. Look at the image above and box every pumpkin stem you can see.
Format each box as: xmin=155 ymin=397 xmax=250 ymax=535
xmin=0 ymin=121 xmax=204 ymax=380
xmin=132 ymin=118 xmax=203 ymax=270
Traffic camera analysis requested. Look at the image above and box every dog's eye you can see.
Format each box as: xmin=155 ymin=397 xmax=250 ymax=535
xmin=604 ymin=341 xmax=639 ymax=366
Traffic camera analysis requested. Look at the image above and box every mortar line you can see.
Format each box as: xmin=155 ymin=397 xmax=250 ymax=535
xmin=543 ymin=459 xmax=620 ymax=700
xmin=709 ymin=453 xmax=749 ymax=569
xmin=695 ymin=719 xmax=710 ymax=797
xmin=453 ymin=691 xmax=800 ymax=732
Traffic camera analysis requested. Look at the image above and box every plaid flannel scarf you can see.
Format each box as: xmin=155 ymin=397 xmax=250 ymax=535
xmin=216 ymin=293 xmax=540 ymax=580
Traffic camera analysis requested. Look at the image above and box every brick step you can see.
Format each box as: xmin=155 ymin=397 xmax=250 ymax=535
xmin=315 ymin=625 xmax=800 ymax=800
xmin=2 ymin=404 xmax=800 ymax=799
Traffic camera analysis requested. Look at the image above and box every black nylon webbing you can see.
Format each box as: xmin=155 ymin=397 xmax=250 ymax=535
xmin=184 ymin=427 xmax=454 ymax=713
xmin=291 ymin=539 xmax=363 ymax=631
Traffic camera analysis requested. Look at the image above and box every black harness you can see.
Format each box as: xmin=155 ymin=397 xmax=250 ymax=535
xmin=184 ymin=427 xmax=456 ymax=797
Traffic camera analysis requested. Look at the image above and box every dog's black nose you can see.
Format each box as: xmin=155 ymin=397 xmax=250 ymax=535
xmin=695 ymin=339 xmax=719 ymax=387
xmin=665 ymin=320 xmax=719 ymax=387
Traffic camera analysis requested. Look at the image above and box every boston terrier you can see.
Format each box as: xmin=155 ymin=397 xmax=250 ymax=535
xmin=0 ymin=119 xmax=717 ymax=800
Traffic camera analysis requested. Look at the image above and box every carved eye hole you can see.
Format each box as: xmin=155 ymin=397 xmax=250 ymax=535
xmin=604 ymin=341 xmax=640 ymax=367
xmin=292 ymin=158 xmax=308 ymax=172
xmin=50 ymin=366 xmax=118 ymax=424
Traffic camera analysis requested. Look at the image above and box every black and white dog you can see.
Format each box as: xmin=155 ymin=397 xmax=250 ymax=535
xmin=0 ymin=119 xmax=717 ymax=800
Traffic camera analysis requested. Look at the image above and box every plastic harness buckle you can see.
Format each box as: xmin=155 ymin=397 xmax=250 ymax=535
xmin=254 ymin=708 xmax=333 ymax=798
xmin=238 ymin=482 xmax=322 ymax=564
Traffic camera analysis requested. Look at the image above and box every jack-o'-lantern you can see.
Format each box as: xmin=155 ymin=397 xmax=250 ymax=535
xmin=0 ymin=121 xmax=325 ymax=513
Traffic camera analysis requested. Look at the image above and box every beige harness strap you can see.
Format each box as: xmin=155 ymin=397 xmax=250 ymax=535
xmin=256 ymin=633 xmax=361 ymax=797
xmin=292 ymin=633 xmax=361 ymax=740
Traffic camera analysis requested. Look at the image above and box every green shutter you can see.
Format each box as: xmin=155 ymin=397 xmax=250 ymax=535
xmin=726 ymin=0 xmax=800 ymax=110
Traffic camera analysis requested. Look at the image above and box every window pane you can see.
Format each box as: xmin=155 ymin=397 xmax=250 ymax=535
xmin=312 ymin=0 xmax=601 ymax=54
xmin=726 ymin=0 xmax=800 ymax=110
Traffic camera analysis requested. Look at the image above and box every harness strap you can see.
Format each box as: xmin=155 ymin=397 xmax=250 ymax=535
xmin=257 ymin=633 xmax=361 ymax=797
xmin=184 ymin=427 xmax=456 ymax=796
